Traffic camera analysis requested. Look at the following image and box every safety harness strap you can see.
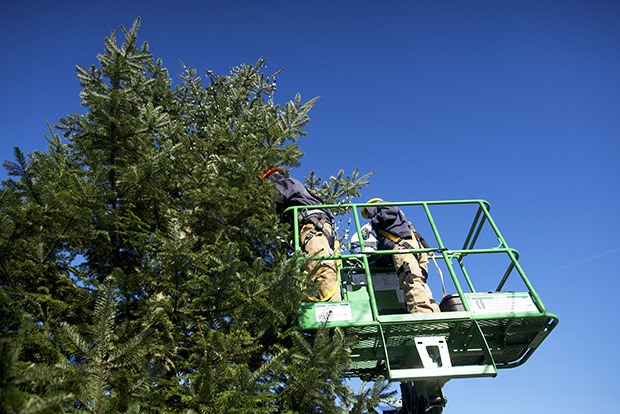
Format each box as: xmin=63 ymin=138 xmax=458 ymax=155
xmin=376 ymin=224 xmax=429 ymax=262
xmin=299 ymin=210 xmax=335 ymax=249
xmin=375 ymin=228 xmax=422 ymax=250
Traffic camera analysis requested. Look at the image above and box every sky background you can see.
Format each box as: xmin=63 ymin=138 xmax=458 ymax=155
xmin=1 ymin=1 xmax=618 ymax=412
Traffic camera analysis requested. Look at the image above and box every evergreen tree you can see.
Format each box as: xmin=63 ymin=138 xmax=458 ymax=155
xmin=0 ymin=18 xmax=385 ymax=413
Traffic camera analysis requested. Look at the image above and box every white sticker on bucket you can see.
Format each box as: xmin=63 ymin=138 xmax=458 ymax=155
xmin=314 ymin=302 xmax=353 ymax=322
xmin=465 ymin=293 xmax=538 ymax=315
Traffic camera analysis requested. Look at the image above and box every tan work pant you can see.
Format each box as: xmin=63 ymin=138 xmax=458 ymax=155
xmin=392 ymin=237 xmax=440 ymax=313
xmin=300 ymin=221 xmax=341 ymax=302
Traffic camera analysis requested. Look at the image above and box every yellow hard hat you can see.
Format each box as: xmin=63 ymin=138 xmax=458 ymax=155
xmin=361 ymin=198 xmax=383 ymax=219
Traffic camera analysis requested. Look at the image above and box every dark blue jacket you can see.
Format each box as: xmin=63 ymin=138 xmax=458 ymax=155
xmin=364 ymin=204 xmax=411 ymax=250
xmin=267 ymin=172 xmax=333 ymax=220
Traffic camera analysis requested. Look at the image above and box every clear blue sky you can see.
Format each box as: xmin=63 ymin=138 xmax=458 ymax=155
xmin=2 ymin=1 xmax=618 ymax=412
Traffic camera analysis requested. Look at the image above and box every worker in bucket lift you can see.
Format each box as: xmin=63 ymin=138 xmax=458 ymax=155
xmin=360 ymin=198 xmax=440 ymax=313
xmin=261 ymin=167 xmax=341 ymax=302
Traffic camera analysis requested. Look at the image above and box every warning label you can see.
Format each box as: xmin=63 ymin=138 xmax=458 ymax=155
xmin=314 ymin=302 xmax=353 ymax=322
xmin=465 ymin=293 xmax=539 ymax=315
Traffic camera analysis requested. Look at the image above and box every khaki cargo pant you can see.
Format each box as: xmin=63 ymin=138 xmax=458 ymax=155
xmin=392 ymin=237 xmax=440 ymax=313
xmin=300 ymin=220 xmax=341 ymax=302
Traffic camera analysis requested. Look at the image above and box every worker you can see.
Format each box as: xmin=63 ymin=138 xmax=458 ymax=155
xmin=261 ymin=167 xmax=341 ymax=302
xmin=361 ymin=198 xmax=440 ymax=313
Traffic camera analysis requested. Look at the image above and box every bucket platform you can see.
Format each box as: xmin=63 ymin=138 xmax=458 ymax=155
xmin=291 ymin=199 xmax=558 ymax=413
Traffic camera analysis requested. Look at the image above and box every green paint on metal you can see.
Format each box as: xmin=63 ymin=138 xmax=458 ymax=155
xmin=289 ymin=200 xmax=559 ymax=383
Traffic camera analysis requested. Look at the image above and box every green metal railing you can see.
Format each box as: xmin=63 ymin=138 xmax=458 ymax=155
xmin=289 ymin=199 xmax=559 ymax=383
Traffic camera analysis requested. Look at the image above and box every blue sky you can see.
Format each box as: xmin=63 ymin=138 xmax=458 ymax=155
xmin=1 ymin=1 xmax=619 ymax=412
